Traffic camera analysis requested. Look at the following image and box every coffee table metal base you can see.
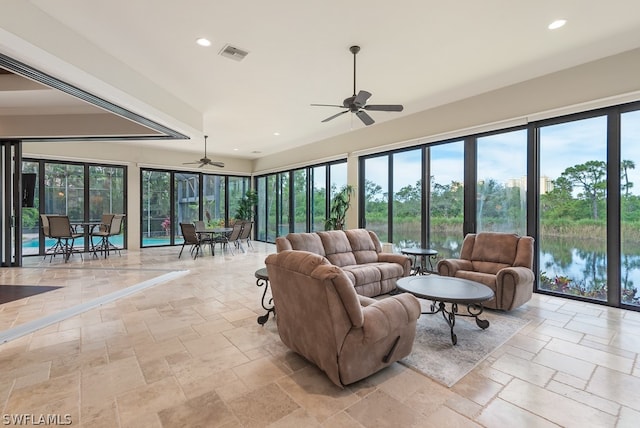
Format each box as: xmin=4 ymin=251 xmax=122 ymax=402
xmin=423 ymin=301 xmax=490 ymax=345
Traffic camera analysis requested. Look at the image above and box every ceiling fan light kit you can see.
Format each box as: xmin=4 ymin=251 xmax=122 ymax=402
xmin=311 ymin=45 xmax=404 ymax=126
xmin=182 ymin=135 xmax=225 ymax=168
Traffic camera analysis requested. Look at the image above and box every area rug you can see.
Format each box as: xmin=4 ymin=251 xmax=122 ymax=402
xmin=0 ymin=285 xmax=62 ymax=305
xmin=400 ymin=308 xmax=530 ymax=387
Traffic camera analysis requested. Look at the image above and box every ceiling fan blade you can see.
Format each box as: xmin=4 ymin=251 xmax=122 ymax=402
xmin=353 ymin=90 xmax=372 ymax=107
xmin=210 ymin=161 xmax=225 ymax=168
xmin=321 ymin=110 xmax=349 ymax=122
xmin=364 ymin=104 xmax=404 ymax=112
xmin=311 ymin=103 xmax=344 ymax=108
xmin=356 ymin=110 xmax=375 ymax=126
xmin=182 ymin=161 xmax=201 ymax=165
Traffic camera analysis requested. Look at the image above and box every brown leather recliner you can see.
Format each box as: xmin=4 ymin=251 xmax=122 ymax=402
xmin=436 ymin=232 xmax=535 ymax=311
xmin=265 ymin=250 xmax=421 ymax=388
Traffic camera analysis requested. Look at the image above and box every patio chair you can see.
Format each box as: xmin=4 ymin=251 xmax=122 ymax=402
xmin=47 ymin=215 xmax=83 ymax=262
xmin=237 ymin=221 xmax=253 ymax=252
xmin=179 ymin=222 xmax=203 ymax=259
xmin=214 ymin=222 xmax=243 ymax=255
xmin=40 ymin=214 xmax=63 ymax=259
xmin=90 ymin=214 xmax=124 ymax=257
xmin=194 ymin=220 xmax=214 ymax=251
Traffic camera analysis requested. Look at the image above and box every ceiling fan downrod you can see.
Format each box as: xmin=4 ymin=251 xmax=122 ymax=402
xmin=350 ymin=45 xmax=360 ymax=97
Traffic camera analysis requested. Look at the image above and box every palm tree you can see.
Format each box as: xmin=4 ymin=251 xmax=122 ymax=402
xmin=621 ymin=159 xmax=636 ymax=197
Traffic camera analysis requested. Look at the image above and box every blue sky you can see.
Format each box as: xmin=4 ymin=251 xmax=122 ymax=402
xmin=364 ymin=110 xmax=640 ymax=195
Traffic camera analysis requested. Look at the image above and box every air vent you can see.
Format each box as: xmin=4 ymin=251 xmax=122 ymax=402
xmin=219 ymin=44 xmax=249 ymax=62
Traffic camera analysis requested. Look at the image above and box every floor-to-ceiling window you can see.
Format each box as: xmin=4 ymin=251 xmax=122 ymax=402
xmin=392 ymin=149 xmax=423 ymax=249
xmin=429 ymin=141 xmax=464 ymax=259
xmin=311 ymin=166 xmax=326 ymax=231
xmin=620 ymin=109 xmax=640 ymax=308
xmin=538 ymin=115 xmax=608 ymax=302
xmin=293 ymin=168 xmax=307 ymax=232
xmin=254 ymin=160 xmax=346 ymax=243
xmin=476 ymin=129 xmax=527 ymax=235
xmin=22 ymin=159 xmax=127 ymax=256
xmin=141 ymin=170 xmax=171 ymax=246
xmin=204 ymin=175 xmax=225 ymax=226
xmin=363 ymin=156 xmax=389 ymax=242
xmin=141 ymin=168 xmax=249 ymax=247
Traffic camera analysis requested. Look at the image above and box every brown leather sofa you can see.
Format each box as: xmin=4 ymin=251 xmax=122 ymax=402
xmin=276 ymin=229 xmax=411 ymax=297
xmin=265 ymin=250 xmax=421 ymax=387
xmin=436 ymin=232 xmax=535 ymax=310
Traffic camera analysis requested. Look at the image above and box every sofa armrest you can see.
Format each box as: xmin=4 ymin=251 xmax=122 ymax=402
xmin=437 ymin=258 xmax=473 ymax=277
xmin=360 ymin=293 xmax=420 ymax=343
xmin=377 ymin=253 xmax=412 ymax=276
xmin=497 ymin=266 xmax=535 ymax=285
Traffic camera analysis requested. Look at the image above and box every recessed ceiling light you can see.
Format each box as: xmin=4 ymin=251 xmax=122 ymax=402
xmin=273 ymin=132 xmax=280 ymax=136
xmin=196 ymin=38 xmax=211 ymax=47
xmin=548 ymin=19 xmax=567 ymax=30
xmin=233 ymin=148 xmax=239 ymax=151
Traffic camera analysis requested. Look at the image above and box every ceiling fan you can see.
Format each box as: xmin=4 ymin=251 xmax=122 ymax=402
xmin=182 ymin=135 xmax=225 ymax=168
xmin=311 ymin=45 xmax=404 ymax=126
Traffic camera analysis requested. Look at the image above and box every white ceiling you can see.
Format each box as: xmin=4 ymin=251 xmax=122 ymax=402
xmin=3 ymin=1 xmax=640 ymax=159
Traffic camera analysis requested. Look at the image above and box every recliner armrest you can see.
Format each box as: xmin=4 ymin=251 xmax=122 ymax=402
xmin=497 ymin=266 xmax=535 ymax=285
xmin=377 ymin=253 xmax=412 ymax=275
xmin=360 ymin=293 xmax=420 ymax=343
xmin=437 ymin=258 xmax=473 ymax=276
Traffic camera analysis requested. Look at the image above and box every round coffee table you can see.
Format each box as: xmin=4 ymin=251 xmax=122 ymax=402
xmin=396 ymin=275 xmax=494 ymax=345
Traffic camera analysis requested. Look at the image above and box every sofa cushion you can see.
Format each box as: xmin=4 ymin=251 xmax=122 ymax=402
xmin=281 ymin=232 xmax=326 ymax=256
xmin=471 ymin=261 xmax=510 ymax=275
xmin=345 ymin=229 xmax=379 ymax=264
xmin=318 ymin=230 xmax=356 ymax=267
xmin=470 ymin=232 xmax=519 ymax=265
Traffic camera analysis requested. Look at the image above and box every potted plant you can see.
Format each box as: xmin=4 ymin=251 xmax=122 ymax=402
xmin=325 ymin=185 xmax=354 ymax=230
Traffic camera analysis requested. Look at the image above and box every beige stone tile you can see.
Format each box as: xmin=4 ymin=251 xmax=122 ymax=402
xmin=181 ymin=331 xmax=234 ymax=357
xmin=552 ymin=371 xmax=587 ymax=390
xmin=451 ymin=371 xmax=504 ymax=406
xmin=477 ymin=397 xmax=561 ymax=427
xmin=345 ymin=389 xmax=424 ymax=428
xmin=277 ymin=366 xmax=359 ymax=422
xmin=158 ymin=390 xmax=237 ymax=428
xmin=227 ymin=382 xmax=300 ymax=426
xmin=586 ymin=366 xmax=640 ymax=411
xmin=4 ymin=372 xmax=79 ymax=414
xmin=422 ymin=406 xmax=482 ymax=428
xmin=443 ymin=394 xmax=483 ymax=420
xmin=499 ymin=378 xmax=616 ymax=427
xmin=222 ymin=325 xmax=278 ymax=353
xmin=266 ymin=408 xmax=323 ymax=428
xmin=320 ymin=410 xmax=365 ymax=428
xmin=532 ymin=348 xmax=596 ymax=380
xmin=168 ymin=346 xmax=249 ymax=387
xmin=81 ymin=356 xmax=147 ymax=415
xmin=81 ymin=319 xmax=127 ymax=343
xmin=28 ymin=328 xmax=80 ymax=351
xmin=116 ymin=376 xmax=186 ymax=426
xmin=617 ymin=406 xmax=640 ymax=428
xmin=233 ymin=356 xmax=289 ymax=390
xmin=545 ymin=338 xmax=634 ymax=373
xmin=491 ymin=353 xmax=555 ymax=387
xmin=534 ymin=321 xmax=584 ymax=343
xmin=548 ymin=380 xmax=619 ymax=415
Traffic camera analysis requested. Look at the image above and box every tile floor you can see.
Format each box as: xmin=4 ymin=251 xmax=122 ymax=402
xmin=1 ymin=242 xmax=639 ymax=427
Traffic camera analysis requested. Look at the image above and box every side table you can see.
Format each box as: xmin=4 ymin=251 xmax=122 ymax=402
xmin=255 ymin=267 xmax=275 ymax=325
xmin=401 ymin=247 xmax=438 ymax=275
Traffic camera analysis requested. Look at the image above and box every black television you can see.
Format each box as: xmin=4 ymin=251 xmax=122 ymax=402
xmin=22 ymin=173 xmax=36 ymax=208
